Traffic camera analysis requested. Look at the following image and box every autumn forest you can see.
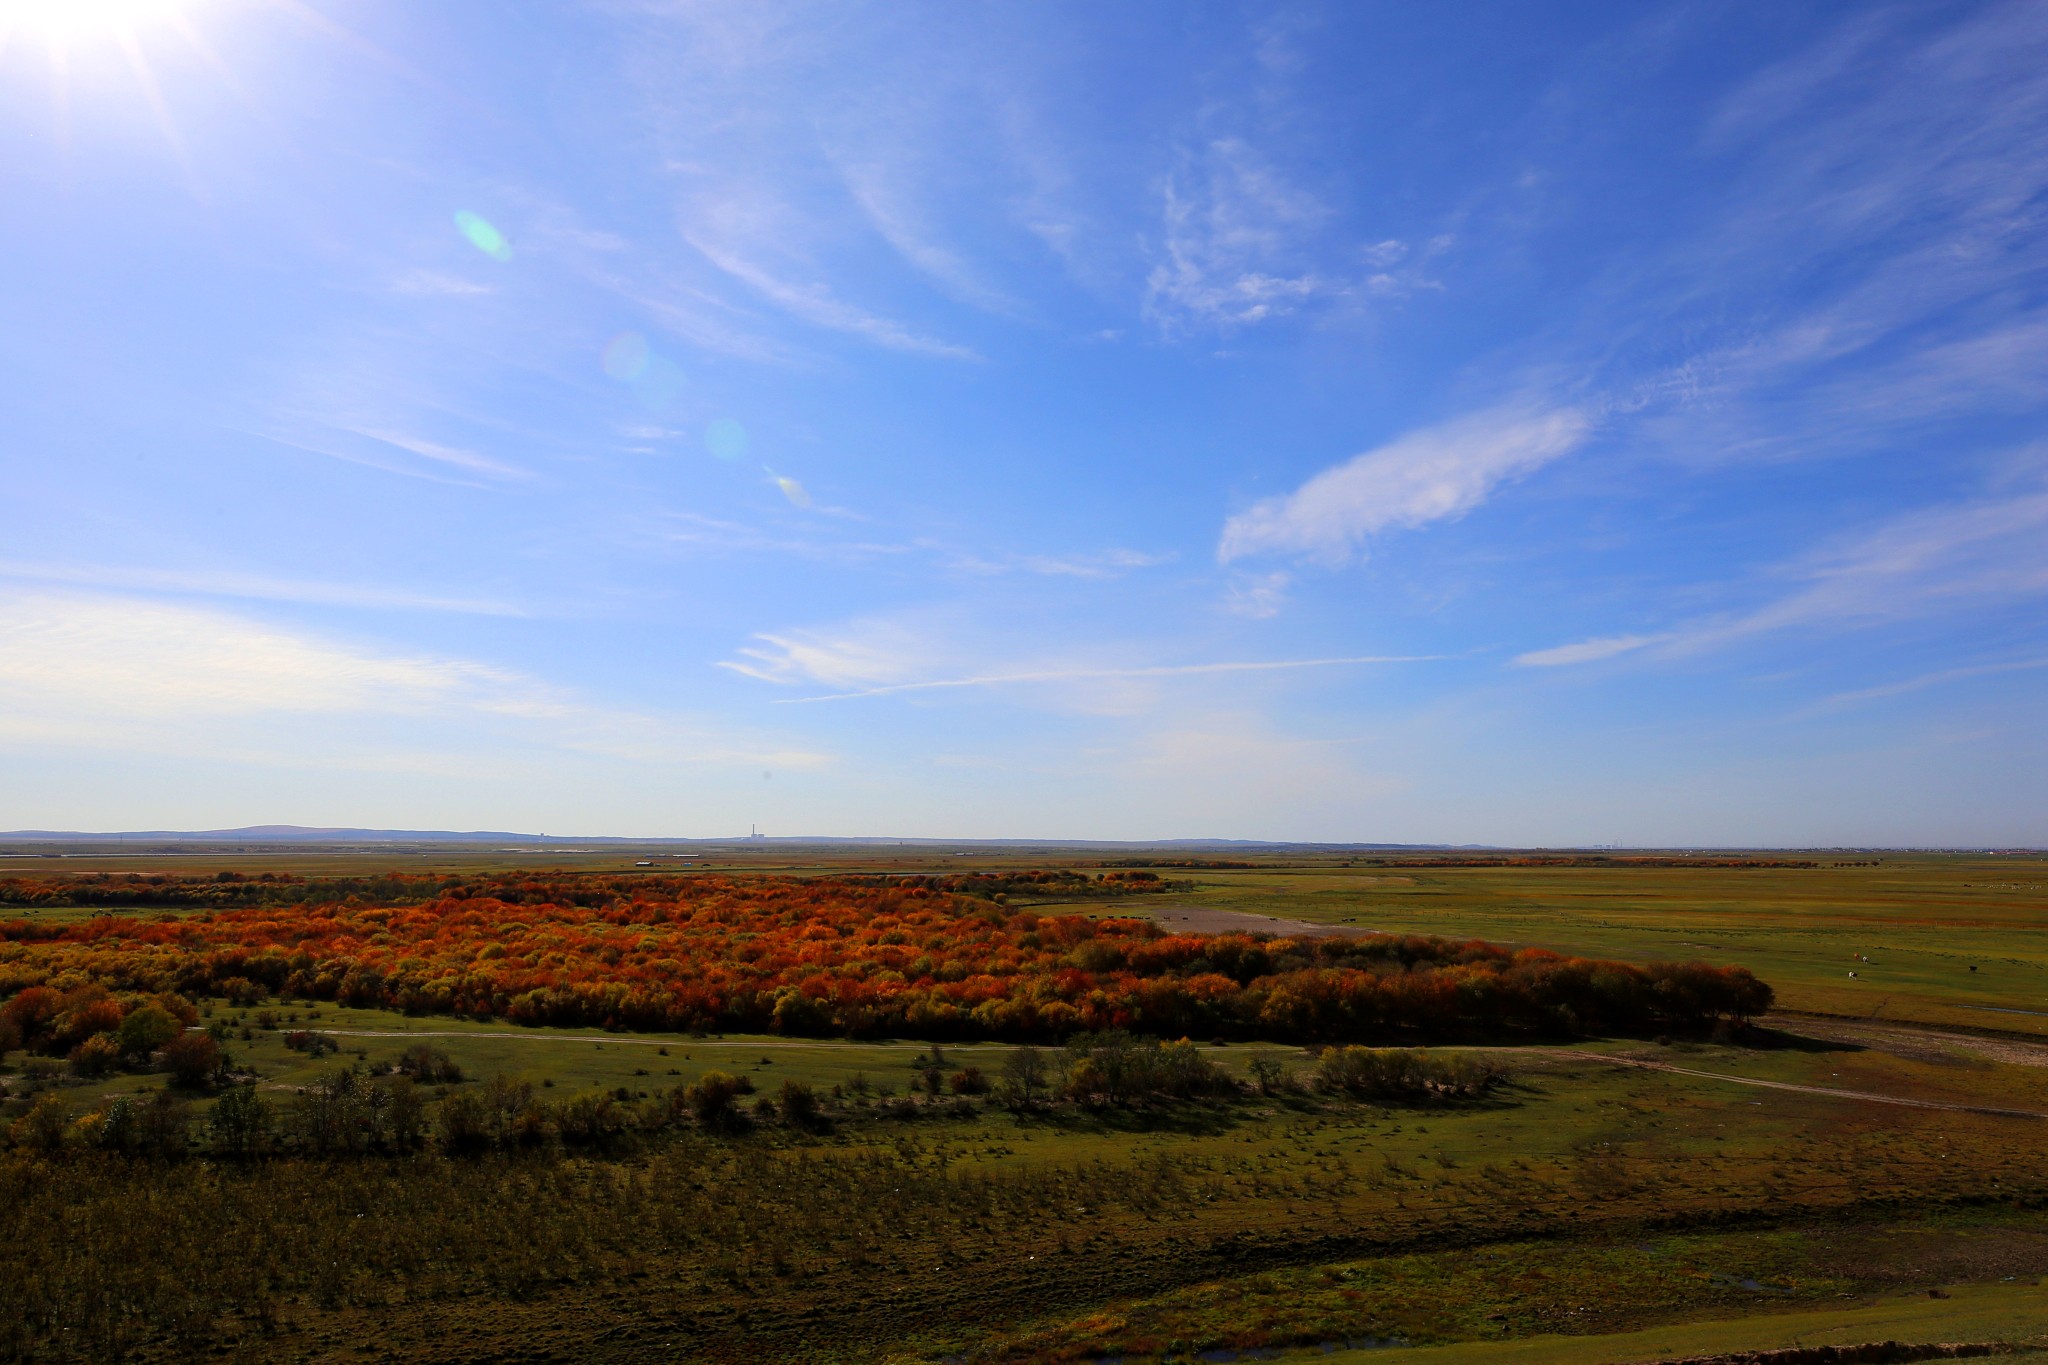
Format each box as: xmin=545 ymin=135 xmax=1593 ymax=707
xmin=0 ymin=870 xmax=1771 ymax=1049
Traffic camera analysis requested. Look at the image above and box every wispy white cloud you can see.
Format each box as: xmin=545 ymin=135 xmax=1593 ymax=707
xmin=1813 ymin=655 xmax=2048 ymax=711
xmin=343 ymin=427 xmax=533 ymax=481
xmin=390 ymin=269 xmax=496 ymax=298
xmin=1143 ymin=138 xmax=1443 ymax=333
xmin=1221 ymin=570 xmax=1291 ymax=619
xmin=943 ymin=547 xmax=1172 ymax=580
xmin=639 ymin=510 xmax=915 ymax=565
xmin=0 ymin=589 xmax=527 ymax=722
xmin=1684 ymin=484 xmax=2048 ymax=645
xmin=719 ymin=621 xmax=933 ymax=690
xmin=1700 ymin=11 xmax=1891 ymax=149
xmin=775 ymin=656 xmax=1436 ymax=704
xmin=1601 ymin=0 xmax=2048 ymax=467
xmin=510 ymin=195 xmax=795 ymax=365
xmin=257 ymin=431 xmax=490 ymax=489
xmin=723 ymin=625 xmax=1438 ymax=703
xmin=1513 ymin=633 xmax=1667 ymax=668
xmin=686 ymin=235 xmax=980 ymax=360
xmin=840 ymin=161 xmax=1021 ymax=316
xmin=1521 ymin=479 xmax=2048 ymax=667
xmin=0 ymin=559 xmax=522 ymax=616
xmin=1361 ymin=240 xmax=1408 ymax=268
xmin=258 ymin=416 xmax=535 ymax=488
xmin=640 ymin=512 xmax=1165 ymax=581
xmin=1145 ymin=138 xmax=1330 ymax=330
xmin=1219 ymin=405 xmax=1593 ymax=564
xmin=0 ymin=589 xmax=819 ymax=770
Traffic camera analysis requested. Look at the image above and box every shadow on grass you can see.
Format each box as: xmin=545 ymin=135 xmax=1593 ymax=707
xmin=1011 ymin=1099 xmax=1250 ymax=1136
xmin=1736 ymin=1026 xmax=1865 ymax=1055
xmin=1004 ymin=1088 xmax=1527 ymax=1137
xmin=1643 ymin=1026 xmax=1864 ymax=1056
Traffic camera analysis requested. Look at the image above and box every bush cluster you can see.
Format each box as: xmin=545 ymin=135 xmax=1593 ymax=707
xmin=1308 ymin=1046 xmax=1502 ymax=1100
xmin=0 ymin=874 xmax=1773 ymax=1047
xmin=0 ymin=984 xmax=230 ymax=1086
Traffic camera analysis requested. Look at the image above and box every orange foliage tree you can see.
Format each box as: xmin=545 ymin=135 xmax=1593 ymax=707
xmin=0 ymin=873 xmax=1770 ymax=1045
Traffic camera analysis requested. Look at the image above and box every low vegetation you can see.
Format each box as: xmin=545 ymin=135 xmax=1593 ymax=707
xmin=4 ymin=1025 xmax=1503 ymax=1161
xmin=0 ymin=852 xmax=2039 ymax=1364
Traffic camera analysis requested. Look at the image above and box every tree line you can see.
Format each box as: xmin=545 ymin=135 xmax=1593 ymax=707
xmin=7 ymin=1028 xmax=1506 ymax=1161
xmin=0 ymin=873 xmax=1772 ymax=1047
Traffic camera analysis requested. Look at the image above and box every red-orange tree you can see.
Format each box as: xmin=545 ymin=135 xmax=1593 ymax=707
xmin=0 ymin=873 xmax=1771 ymax=1045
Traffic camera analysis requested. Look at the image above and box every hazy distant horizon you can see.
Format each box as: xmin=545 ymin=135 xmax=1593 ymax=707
xmin=0 ymin=823 xmax=2034 ymax=855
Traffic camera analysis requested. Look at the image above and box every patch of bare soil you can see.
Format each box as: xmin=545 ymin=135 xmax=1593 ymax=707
xmin=1546 ymin=1049 xmax=2048 ymax=1119
xmin=1643 ymin=1344 xmax=2019 ymax=1365
xmin=1814 ymin=1222 xmax=2048 ymax=1289
xmin=1139 ymin=907 xmax=1380 ymax=938
xmin=1773 ymin=1017 xmax=2048 ymax=1070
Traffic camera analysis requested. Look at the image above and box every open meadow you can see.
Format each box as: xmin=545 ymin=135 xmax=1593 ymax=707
xmin=0 ymin=846 xmax=2043 ymax=1364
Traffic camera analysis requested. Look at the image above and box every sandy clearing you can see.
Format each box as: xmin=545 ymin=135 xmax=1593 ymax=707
xmin=1768 ymin=1015 xmax=2048 ymax=1070
xmin=1137 ymin=906 xmax=1379 ymax=938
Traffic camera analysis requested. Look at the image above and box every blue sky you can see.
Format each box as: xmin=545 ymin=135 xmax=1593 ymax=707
xmin=2 ymin=0 xmax=2044 ymax=844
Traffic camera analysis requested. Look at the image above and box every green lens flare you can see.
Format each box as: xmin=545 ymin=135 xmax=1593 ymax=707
xmin=602 ymin=331 xmax=650 ymax=380
xmin=454 ymin=210 xmax=512 ymax=262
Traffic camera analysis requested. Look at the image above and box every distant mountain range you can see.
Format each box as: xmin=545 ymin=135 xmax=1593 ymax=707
xmin=0 ymin=825 xmax=552 ymax=843
xmin=0 ymin=824 xmax=1473 ymax=849
xmin=5 ymin=827 xmax=2002 ymax=852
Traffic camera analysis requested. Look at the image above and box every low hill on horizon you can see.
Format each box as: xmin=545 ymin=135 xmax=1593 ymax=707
xmin=0 ymin=824 xmax=1480 ymax=850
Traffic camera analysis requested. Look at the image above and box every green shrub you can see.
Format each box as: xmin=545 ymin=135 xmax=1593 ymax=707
xmin=1310 ymin=1047 xmax=1501 ymax=1100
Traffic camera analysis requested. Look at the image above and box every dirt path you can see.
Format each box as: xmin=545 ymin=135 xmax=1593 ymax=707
xmin=302 ymin=1030 xmax=996 ymax=1050
xmin=1547 ymin=1049 xmax=2048 ymax=1120
xmin=1770 ymin=1015 xmax=2048 ymax=1070
xmin=1140 ymin=906 xmax=1379 ymax=937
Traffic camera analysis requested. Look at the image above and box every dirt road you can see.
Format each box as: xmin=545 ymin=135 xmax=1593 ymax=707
xmin=1548 ymin=1049 xmax=2048 ymax=1120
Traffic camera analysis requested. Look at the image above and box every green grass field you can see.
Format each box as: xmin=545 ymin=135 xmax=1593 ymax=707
xmin=1110 ymin=855 xmax=2048 ymax=1037
xmin=3 ymin=847 xmax=2046 ymax=1363
xmin=15 ymin=849 xmax=2042 ymax=1033
xmin=1325 ymin=1282 xmax=2048 ymax=1364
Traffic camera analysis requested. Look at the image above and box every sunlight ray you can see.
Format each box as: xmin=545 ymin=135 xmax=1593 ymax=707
xmin=113 ymin=22 xmax=206 ymax=202
xmin=165 ymin=9 xmax=270 ymax=130
xmin=46 ymin=26 xmax=70 ymax=177
xmin=261 ymin=0 xmax=479 ymax=113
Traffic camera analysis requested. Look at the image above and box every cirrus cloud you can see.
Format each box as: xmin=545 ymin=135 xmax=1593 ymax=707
xmin=1219 ymin=405 xmax=1592 ymax=565
xmin=0 ymin=589 xmax=821 ymax=771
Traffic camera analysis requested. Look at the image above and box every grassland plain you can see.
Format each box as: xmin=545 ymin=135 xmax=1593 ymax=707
xmin=8 ymin=850 xmax=2040 ymax=1035
xmin=0 ymin=849 xmax=2044 ymax=1364
xmin=1107 ymin=856 xmax=2048 ymax=1038
xmin=5 ymin=1021 xmax=2045 ymax=1362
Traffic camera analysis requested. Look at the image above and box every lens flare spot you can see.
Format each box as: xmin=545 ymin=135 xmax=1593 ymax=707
xmin=454 ymin=211 xmax=512 ymax=262
xmin=602 ymin=331 xmax=650 ymax=380
xmin=705 ymin=418 xmax=748 ymax=462
xmin=774 ymin=475 xmax=811 ymax=508
xmin=631 ymin=357 xmax=686 ymax=414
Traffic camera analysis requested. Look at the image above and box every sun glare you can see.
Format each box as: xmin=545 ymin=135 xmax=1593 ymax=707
xmin=0 ymin=0 xmax=195 ymax=43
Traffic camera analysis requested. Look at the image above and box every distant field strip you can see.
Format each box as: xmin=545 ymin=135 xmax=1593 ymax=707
xmin=298 ymin=1030 xmax=999 ymax=1050
xmin=1551 ymin=1049 xmax=2048 ymax=1119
